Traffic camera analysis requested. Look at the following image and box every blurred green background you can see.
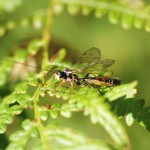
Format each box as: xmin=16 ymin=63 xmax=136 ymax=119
xmin=0 ymin=0 xmax=150 ymax=149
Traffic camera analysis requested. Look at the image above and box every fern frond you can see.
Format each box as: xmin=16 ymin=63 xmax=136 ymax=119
xmin=0 ymin=1 xmax=48 ymax=38
xmin=7 ymin=119 xmax=117 ymax=150
xmin=104 ymin=81 xmax=138 ymax=101
xmin=6 ymin=119 xmax=40 ymax=150
xmin=111 ymin=98 xmax=150 ymax=131
xmin=0 ymin=0 xmax=22 ymax=13
xmin=42 ymin=82 xmax=135 ymax=148
xmin=56 ymin=0 xmax=150 ymax=32
xmin=0 ymin=82 xmax=32 ymax=133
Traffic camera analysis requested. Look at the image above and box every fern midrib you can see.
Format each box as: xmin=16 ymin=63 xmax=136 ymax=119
xmin=32 ymin=0 xmax=56 ymax=149
xmin=59 ymin=0 xmax=150 ymax=19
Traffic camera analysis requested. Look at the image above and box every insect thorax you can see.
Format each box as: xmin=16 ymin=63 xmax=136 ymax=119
xmin=55 ymin=70 xmax=67 ymax=79
xmin=55 ymin=69 xmax=80 ymax=85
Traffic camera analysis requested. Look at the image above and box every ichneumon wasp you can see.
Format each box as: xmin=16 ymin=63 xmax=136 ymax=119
xmin=3 ymin=47 xmax=121 ymax=91
xmin=53 ymin=47 xmax=121 ymax=90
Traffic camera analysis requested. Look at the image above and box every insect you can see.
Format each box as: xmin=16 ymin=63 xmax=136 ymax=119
xmin=53 ymin=47 xmax=117 ymax=89
xmin=5 ymin=47 xmax=120 ymax=90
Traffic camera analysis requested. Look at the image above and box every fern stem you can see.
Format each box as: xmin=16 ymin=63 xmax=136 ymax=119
xmin=32 ymin=1 xmax=57 ymax=149
xmin=42 ymin=0 xmax=55 ymax=69
xmin=33 ymin=85 xmax=52 ymax=150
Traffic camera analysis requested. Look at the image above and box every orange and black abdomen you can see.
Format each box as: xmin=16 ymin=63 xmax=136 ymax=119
xmin=100 ymin=77 xmax=121 ymax=86
xmin=84 ymin=77 xmax=121 ymax=86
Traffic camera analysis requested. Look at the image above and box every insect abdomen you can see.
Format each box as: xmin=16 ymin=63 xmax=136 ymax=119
xmin=100 ymin=78 xmax=121 ymax=86
xmin=84 ymin=77 xmax=121 ymax=86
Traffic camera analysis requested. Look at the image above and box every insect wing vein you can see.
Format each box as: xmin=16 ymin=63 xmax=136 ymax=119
xmin=70 ymin=47 xmax=101 ymax=73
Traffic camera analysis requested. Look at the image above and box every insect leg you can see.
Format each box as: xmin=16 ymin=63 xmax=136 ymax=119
xmin=90 ymin=84 xmax=102 ymax=95
xmin=85 ymin=73 xmax=89 ymax=78
xmin=70 ymin=75 xmax=75 ymax=88
xmin=96 ymin=87 xmax=102 ymax=95
xmin=56 ymin=79 xmax=66 ymax=90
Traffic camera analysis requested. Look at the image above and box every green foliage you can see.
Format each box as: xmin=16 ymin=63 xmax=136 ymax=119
xmin=1 ymin=48 xmax=148 ymax=149
xmin=112 ymin=98 xmax=150 ymax=131
xmin=0 ymin=81 xmax=32 ymax=133
xmin=7 ymin=120 xmax=116 ymax=150
xmin=0 ymin=0 xmax=150 ymax=40
xmin=0 ymin=0 xmax=150 ymax=150
xmin=56 ymin=0 xmax=150 ymax=32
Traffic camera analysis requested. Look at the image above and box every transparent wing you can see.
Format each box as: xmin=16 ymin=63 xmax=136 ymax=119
xmin=79 ymin=59 xmax=115 ymax=74
xmin=99 ymin=59 xmax=115 ymax=70
xmin=70 ymin=47 xmax=101 ymax=72
xmin=70 ymin=47 xmax=115 ymax=74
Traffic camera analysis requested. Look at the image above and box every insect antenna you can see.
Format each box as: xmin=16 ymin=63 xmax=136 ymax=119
xmin=3 ymin=59 xmax=56 ymax=73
